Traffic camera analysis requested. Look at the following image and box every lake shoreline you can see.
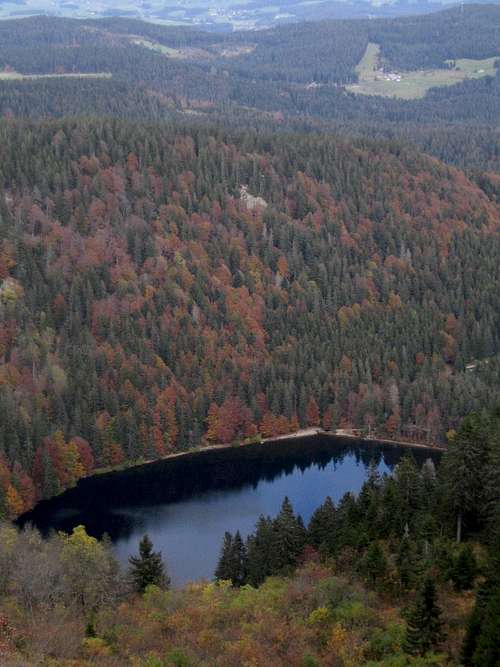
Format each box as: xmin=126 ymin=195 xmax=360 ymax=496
xmin=18 ymin=432 xmax=444 ymax=584
xmin=263 ymin=428 xmax=446 ymax=452
xmin=140 ymin=427 xmax=445 ymax=468
xmin=91 ymin=428 xmax=444 ymax=479
xmin=17 ymin=429 xmax=444 ymax=526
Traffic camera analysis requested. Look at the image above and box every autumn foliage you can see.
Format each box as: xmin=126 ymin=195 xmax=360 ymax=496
xmin=0 ymin=119 xmax=499 ymax=516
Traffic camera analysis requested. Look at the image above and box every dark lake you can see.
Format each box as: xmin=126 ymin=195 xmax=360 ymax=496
xmin=19 ymin=435 xmax=439 ymax=586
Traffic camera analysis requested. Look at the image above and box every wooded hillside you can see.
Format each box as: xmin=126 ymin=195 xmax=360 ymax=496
xmin=0 ymin=118 xmax=499 ymax=517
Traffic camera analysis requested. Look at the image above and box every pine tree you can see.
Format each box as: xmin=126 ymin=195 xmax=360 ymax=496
xmin=335 ymin=491 xmax=362 ymax=550
xmin=394 ymin=454 xmax=424 ymax=532
xmin=462 ymin=580 xmax=490 ymax=666
xmin=128 ymin=534 xmax=169 ymax=593
xmin=308 ymin=496 xmax=336 ymax=553
xmin=470 ymin=588 xmax=500 ymax=667
xmin=404 ymin=577 xmax=444 ymax=656
xmin=246 ymin=515 xmax=273 ymax=587
xmin=215 ymin=531 xmax=247 ymax=586
xmin=270 ymin=497 xmax=306 ymax=574
xmin=462 ymin=529 xmax=500 ymax=666
xmin=396 ymin=535 xmax=414 ymax=591
xmin=215 ymin=531 xmax=234 ymax=582
xmin=229 ymin=530 xmax=247 ymax=587
xmin=362 ymin=541 xmax=387 ymax=588
xmin=442 ymin=414 xmax=489 ymax=542
xmin=451 ymin=543 xmax=477 ymax=591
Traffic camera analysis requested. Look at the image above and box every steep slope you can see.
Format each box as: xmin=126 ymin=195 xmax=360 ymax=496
xmin=0 ymin=118 xmax=499 ymax=517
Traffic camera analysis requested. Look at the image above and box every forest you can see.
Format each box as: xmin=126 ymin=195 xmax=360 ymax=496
xmin=0 ymin=408 xmax=498 ymax=666
xmin=0 ymin=117 xmax=499 ymax=517
xmin=0 ymin=6 xmax=498 ymax=665
xmin=0 ymin=7 xmax=498 ymax=171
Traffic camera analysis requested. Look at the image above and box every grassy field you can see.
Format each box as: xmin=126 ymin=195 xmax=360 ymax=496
xmin=0 ymin=71 xmax=112 ymax=81
xmin=347 ymin=42 xmax=499 ymax=99
xmin=131 ymin=38 xmax=183 ymax=58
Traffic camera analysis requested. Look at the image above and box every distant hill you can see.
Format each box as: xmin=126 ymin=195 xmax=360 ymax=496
xmin=1 ymin=0 xmax=500 ymax=28
xmin=0 ymin=5 xmax=498 ymax=169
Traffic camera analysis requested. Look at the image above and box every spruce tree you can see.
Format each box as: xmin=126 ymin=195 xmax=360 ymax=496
xmin=451 ymin=543 xmax=477 ymax=591
xmin=335 ymin=492 xmax=361 ymax=550
xmin=362 ymin=541 xmax=387 ymax=588
xmin=441 ymin=414 xmax=489 ymax=542
xmin=215 ymin=531 xmax=234 ymax=582
xmin=462 ymin=530 xmax=500 ymax=666
xmin=246 ymin=515 xmax=273 ymax=587
xmin=229 ymin=531 xmax=247 ymax=587
xmin=307 ymin=496 xmax=336 ymax=553
xmin=396 ymin=535 xmax=414 ymax=591
xmin=215 ymin=531 xmax=247 ymax=586
xmin=470 ymin=588 xmax=500 ymax=667
xmin=128 ymin=534 xmax=169 ymax=593
xmin=462 ymin=580 xmax=490 ymax=666
xmin=270 ymin=497 xmax=306 ymax=574
xmin=404 ymin=577 xmax=444 ymax=656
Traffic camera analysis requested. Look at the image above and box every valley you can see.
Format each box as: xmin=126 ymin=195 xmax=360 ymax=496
xmin=348 ymin=42 xmax=499 ymax=99
xmin=0 ymin=5 xmax=498 ymax=172
xmin=0 ymin=6 xmax=499 ymax=667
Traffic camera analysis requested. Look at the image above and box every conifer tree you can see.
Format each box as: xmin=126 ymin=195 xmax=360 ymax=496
xmin=215 ymin=531 xmax=247 ymax=586
xmin=362 ymin=541 xmax=387 ymax=588
xmin=307 ymin=496 xmax=336 ymax=553
xmin=451 ymin=543 xmax=477 ymax=591
xmin=470 ymin=588 xmax=500 ymax=667
xmin=128 ymin=534 xmax=169 ymax=593
xmin=335 ymin=492 xmax=361 ymax=550
xmin=229 ymin=530 xmax=247 ymax=587
xmin=396 ymin=535 xmax=414 ymax=591
xmin=441 ymin=414 xmax=489 ymax=542
xmin=215 ymin=531 xmax=234 ymax=582
xmin=270 ymin=497 xmax=306 ymax=574
xmin=462 ymin=579 xmax=491 ymax=666
xmin=462 ymin=530 xmax=500 ymax=666
xmin=404 ymin=577 xmax=444 ymax=656
xmin=394 ymin=454 xmax=424 ymax=532
xmin=246 ymin=515 xmax=273 ymax=587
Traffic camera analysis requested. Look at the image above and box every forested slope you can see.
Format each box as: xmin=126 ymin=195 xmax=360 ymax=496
xmin=0 ymin=7 xmax=498 ymax=148
xmin=0 ymin=118 xmax=499 ymax=517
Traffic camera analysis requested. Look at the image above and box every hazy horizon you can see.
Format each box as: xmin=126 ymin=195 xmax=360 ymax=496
xmin=1 ymin=0 xmax=497 ymax=29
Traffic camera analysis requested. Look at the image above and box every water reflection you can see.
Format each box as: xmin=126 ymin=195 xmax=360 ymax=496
xmin=19 ymin=436 xmax=439 ymax=586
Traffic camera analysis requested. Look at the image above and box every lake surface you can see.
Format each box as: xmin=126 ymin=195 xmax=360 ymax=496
xmin=19 ymin=435 xmax=439 ymax=586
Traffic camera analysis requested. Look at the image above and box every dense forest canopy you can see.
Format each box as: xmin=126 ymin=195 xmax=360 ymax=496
xmin=0 ymin=117 xmax=499 ymax=518
xmin=0 ymin=8 xmax=498 ymax=666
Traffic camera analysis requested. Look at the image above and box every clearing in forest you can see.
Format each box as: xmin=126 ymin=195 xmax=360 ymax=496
xmin=131 ymin=37 xmax=213 ymax=60
xmin=131 ymin=37 xmax=183 ymax=57
xmin=347 ymin=42 xmax=498 ymax=99
xmin=0 ymin=71 xmax=112 ymax=81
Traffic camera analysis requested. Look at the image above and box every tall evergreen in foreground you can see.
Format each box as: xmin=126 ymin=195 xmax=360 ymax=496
xmin=269 ymin=497 xmax=307 ymax=575
xmin=246 ymin=516 xmax=274 ymax=587
xmin=215 ymin=531 xmax=247 ymax=586
xmin=128 ymin=534 xmax=170 ymax=592
xmin=307 ymin=496 xmax=336 ymax=553
xmin=215 ymin=532 xmax=234 ymax=582
xmin=404 ymin=577 xmax=444 ymax=656
xmin=462 ymin=530 xmax=500 ymax=666
xmin=451 ymin=543 xmax=477 ymax=591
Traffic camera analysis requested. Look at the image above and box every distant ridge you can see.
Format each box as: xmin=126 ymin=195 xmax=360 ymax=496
xmin=1 ymin=0 xmax=500 ymax=28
